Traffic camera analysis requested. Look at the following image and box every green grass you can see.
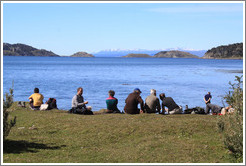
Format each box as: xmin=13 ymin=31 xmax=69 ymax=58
xmin=3 ymin=102 xmax=235 ymax=163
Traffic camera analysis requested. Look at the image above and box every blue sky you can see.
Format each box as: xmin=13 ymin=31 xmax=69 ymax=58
xmin=3 ymin=2 xmax=244 ymax=55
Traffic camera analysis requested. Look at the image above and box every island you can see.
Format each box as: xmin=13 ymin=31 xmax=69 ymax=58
xmin=153 ymin=50 xmax=199 ymax=58
xmin=202 ymin=43 xmax=243 ymax=59
xmin=3 ymin=43 xmax=60 ymax=57
xmin=70 ymin=51 xmax=94 ymax=57
xmin=122 ymin=53 xmax=152 ymax=58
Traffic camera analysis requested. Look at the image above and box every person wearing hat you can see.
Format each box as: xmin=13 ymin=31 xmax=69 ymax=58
xmin=124 ymin=88 xmax=144 ymax=114
xmin=159 ymin=93 xmax=182 ymax=114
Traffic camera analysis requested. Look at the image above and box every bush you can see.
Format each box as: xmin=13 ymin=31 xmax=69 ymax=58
xmin=217 ymin=75 xmax=243 ymax=162
xmin=3 ymin=87 xmax=16 ymax=140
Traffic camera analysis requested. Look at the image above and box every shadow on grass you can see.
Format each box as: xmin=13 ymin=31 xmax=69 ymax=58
xmin=3 ymin=140 xmax=66 ymax=154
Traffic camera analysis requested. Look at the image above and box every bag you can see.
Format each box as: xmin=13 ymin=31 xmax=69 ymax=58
xmin=183 ymin=108 xmax=193 ymax=114
xmin=46 ymin=98 xmax=57 ymax=110
xmin=40 ymin=104 xmax=49 ymax=110
xmin=184 ymin=106 xmax=205 ymax=114
xmin=193 ymin=107 xmax=205 ymax=114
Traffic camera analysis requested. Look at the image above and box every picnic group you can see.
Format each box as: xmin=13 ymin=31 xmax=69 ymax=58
xmin=21 ymin=87 xmax=234 ymax=116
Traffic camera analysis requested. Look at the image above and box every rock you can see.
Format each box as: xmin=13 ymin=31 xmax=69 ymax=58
xmin=122 ymin=53 xmax=152 ymax=58
xmin=3 ymin=43 xmax=60 ymax=57
xmin=154 ymin=50 xmax=199 ymax=58
xmin=70 ymin=52 xmax=94 ymax=57
xmin=202 ymin=43 xmax=243 ymax=59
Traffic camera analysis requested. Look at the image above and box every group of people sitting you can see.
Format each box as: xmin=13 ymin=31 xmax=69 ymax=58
xmin=27 ymin=87 xmax=234 ymax=115
xmin=68 ymin=87 xmax=183 ymax=115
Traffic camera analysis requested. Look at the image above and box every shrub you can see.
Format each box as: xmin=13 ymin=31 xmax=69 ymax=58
xmin=217 ymin=75 xmax=243 ymax=162
xmin=3 ymin=87 xmax=16 ymax=140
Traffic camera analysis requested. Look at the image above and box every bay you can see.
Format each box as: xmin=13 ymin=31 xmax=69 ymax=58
xmin=3 ymin=56 xmax=243 ymax=111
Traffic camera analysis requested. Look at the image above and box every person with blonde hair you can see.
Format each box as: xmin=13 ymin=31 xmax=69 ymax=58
xmin=145 ymin=89 xmax=161 ymax=113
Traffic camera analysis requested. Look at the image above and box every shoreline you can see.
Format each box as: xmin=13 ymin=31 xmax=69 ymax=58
xmin=3 ymin=55 xmax=244 ymax=60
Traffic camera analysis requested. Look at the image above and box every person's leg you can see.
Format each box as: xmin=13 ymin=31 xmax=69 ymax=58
xmin=106 ymin=109 xmax=113 ymax=113
xmin=85 ymin=106 xmax=93 ymax=115
xmin=169 ymin=108 xmax=182 ymax=114
xmin=29 ymin=99 xmax=34 ymax=109
xmin=21 ymin=101 xmax=26 ymax=107
xmin=169 ymin=110 xmax=175 ymax=114
xmin=205 ymin=104 xmax=210 ymax=114
xmin=33 ymin=106 xmax=40 ymax=110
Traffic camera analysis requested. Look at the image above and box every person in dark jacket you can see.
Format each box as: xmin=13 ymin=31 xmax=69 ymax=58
xmin=204 ymin=92 xmax=212 ymax=114
xmin=159 ymin=93 xmax=182 ymax=114
xmin=124 ymin=88 xmax=144 ymax=114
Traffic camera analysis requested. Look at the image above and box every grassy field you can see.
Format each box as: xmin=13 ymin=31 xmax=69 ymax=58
xmin=3 ymin=102 xmax=236 ymax=163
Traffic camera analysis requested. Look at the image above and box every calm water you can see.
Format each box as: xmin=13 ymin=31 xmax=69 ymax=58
xmin=3 ymin=56 xmax=243 ymax=111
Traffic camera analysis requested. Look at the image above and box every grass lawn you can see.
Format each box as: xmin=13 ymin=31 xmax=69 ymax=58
xmin=3 ymin=102 xmax=235 ymax=163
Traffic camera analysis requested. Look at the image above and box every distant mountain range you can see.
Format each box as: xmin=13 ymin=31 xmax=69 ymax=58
xmin=3 ymin=42 xmax=243 ymax=59
xmin=93 ymin=48 xmax=207 ymax=57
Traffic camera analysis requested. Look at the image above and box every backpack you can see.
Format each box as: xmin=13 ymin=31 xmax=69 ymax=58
xmin=46 ymin=98 xmax=57 ymax=110
xmin=183 ymin=106 xmax=205 ymax=114
xmin=193 ymin=107 xmax=205 ymax=114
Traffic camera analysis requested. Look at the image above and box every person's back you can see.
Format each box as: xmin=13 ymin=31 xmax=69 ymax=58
xmin=106 ymin=96 xmax=118 ymax=110
xmin=160 ymin=93 xmax=181 ymax=114
xmin=106 ymin=90 xmax=120 ymax=113
xmin=162 ymin=97 xmax=179 ymax=111
xmin=145 ymin=89 xmax=160 ymax=113
xmin=205 ymin=103 xmax=221 ymax=114
xmin=30 ymin=93 xmax=43 ymax=106
xmin=29 ymin=88 xmax=44 ymax=109
xmin=124 ymin=88 xmax=144 ymax=114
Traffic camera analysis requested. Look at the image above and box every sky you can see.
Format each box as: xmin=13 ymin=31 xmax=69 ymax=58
xmin=2 ymin=2 xmax=244 ymax=55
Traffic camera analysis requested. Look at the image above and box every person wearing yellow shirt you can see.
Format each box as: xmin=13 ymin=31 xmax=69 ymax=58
xmin=28 ymin=88 xmax=44 ymax=110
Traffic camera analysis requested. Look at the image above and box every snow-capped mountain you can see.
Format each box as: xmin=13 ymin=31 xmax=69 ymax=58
xmin=93 ymin=48 xmax=207 ymax=57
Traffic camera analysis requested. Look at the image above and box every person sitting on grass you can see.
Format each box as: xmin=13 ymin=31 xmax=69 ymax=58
xmin=70 ymin=87 xmax=93 ymax=115
xmin=159 ymin=93 xmax=182 ymax=114
xmin=144 ymin=89 xmax=161 ymax=114
xmin=28 ymin=88 xmax=44 ymax=110
xmin=124 ymin=88 xmax=144 ymax=114
xmin=220 ymin=105 xmax=234 ymax=115
xmin=106 ymin=90 xmax=121 ymax=113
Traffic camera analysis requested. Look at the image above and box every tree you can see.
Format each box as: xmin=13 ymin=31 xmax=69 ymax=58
xmin=217 ymin=75 xmax=243 ymax=162
xmin=3 ymin=87 xmax=16 ymax=140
